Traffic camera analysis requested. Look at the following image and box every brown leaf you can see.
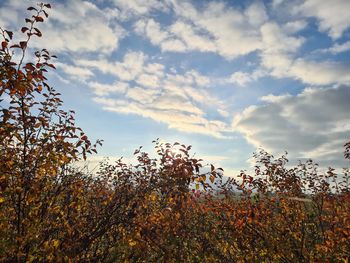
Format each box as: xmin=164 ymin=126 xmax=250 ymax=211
xmin=34 ymin=28 xmax=42 ymax=37
xmin=34 ymin=16 xmax=44 ymax=22
xmin=10 ymin=44 xmax=21 ymax=49
xmin=21 ymin=27 xmax=29 ymax=33
xmin=43 ymin=10 xmax=49 ymax=18
xmin=5 ymin=30 xmax=13 ymax=39
xmin=1 ymin=41 xmax=8 ymax=50
xmin=20 ymin=41 xmax=27 ymax=49
xmin=210 ymin=175 xmax=215 ymax=183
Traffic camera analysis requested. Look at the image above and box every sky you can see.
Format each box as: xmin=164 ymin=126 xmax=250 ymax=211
xmin=1 ymin=0 xmax=350 ymax=175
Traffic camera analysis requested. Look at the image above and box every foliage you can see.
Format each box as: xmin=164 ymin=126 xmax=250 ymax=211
xmin=0 ymin=3 xmax=349 ymax=262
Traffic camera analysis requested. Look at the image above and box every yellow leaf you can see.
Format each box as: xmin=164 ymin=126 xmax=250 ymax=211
xmin=210 ymin=175 xmax=215 ymax=183
xmin=128 ymin=239 xmax=137 ymax=247
xmin=52 ymin=239 xmax=59 ymax=249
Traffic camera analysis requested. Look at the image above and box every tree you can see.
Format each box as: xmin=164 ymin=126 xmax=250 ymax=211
xmin=0 ymin=3 xmax=109 ymax=261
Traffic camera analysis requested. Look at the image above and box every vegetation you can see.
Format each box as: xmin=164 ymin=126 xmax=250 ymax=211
xmin=0 ymin=4 xmax=349 ymax=262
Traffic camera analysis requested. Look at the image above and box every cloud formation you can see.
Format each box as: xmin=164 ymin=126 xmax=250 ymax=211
xmin=233 ymin=85 xmax=350 ymax=167
xmin=134 ymin=1 xmax=265 ymax=59
xmin=76 ymin=51 xmax=230 ymax=138
xmin=259 ymin=22 xmax=350 ymax=86
xmin=9 ymin=0 xmax=126 ymax=55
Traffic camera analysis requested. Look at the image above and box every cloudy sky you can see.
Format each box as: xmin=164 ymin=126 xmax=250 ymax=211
xmin=1 ymin=0 xmax=350 ymax=174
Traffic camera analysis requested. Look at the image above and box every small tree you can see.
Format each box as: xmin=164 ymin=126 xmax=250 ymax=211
xmin=0 ymin=3 xmax=103 ymax=261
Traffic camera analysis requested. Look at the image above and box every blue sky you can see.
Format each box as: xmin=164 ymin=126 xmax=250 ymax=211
xmin=1 ymin=0 xmax=350 ymax=175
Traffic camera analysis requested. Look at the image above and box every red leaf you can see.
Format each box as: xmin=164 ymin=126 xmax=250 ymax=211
xmin=34 ymin=28 xmax=42 ymax=37
xmin=34 ymin=16 xmax=44 ymax=22
xmin=24 ymin=63 xmax=35 ymax=71
xmin=21 ymin=27 xmax=29 ymax=33
xmin=1 ymin=41 xmax=8 ymax=50
xmin=20 ymin=41 xmax=27 ymax=49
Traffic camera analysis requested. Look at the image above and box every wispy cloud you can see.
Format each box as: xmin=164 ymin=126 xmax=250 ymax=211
xmin=76 ymin=51 xmax=230 ymax=138
xmin=320 ymin=41 xmax=350 ymax=54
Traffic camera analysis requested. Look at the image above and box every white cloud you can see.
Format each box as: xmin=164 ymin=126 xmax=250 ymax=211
xmin=296 ymin=0 xmax=350 ymax=39
xmin=136 ymin=73 xmax=160 ymax=88
xmin=272 ymin=0 xmax=285 ymax=8
xmin=94 ymin=96 xmax=228 ymax=138
xmin=283 ymin=20 xmax=308 ymax=34
xmin=78 ymin=51 xmax=229 ymax=138
xmin=244 ymin=1 xmax=268 ymax=27
xmin=134 ymin=18 xmax=215 ymax=53
xmin=229 ymin=72 xmax=253 ymax=87
xmin=173 ymin=1 xmax=263 ymax=59
xmin=135 ymin=0 xmax=349 ymax=86
xmin=0 ymin=0 xmax=124 ymax=56
xmin=228 ymin=70 xmax=266 ymax=87
xmin=134 ymin=18 xmax=171 ymax=46
xmin=88 ymin=81 xmax=128 ymax=96
xmin=135 ymin=2 xmax=346 ymax=88
xmin=321 ymin=41 xmax=350 ymax=54
xmin=233 ymin=85 xmax=350 ymax=167
xmin=29 ymin=0 xmax=125 ymax=55
xmin=126 ymin=86 xmax=159 ymax=103
xmin=56 ymin=62 xmax=94 ymax=80
xmin=169 ymin=21 xmax=216 ymax=52
xmin=289 ymin=59 xmax=350 ymax=85
xmin=76 ymin=51 xmax=146 ymax=81
xmin=260 ymin=22 xmax=350 ymax=86
xmin=134 ymin=1 xmax=265 ymax=59
xmin=111 ymin=0 xmax=168 ymax=20
xmin=127 ymin=2 xmax=346 ymax=87
xmin=144 ymin=63 xmax=165 ymax=77
xmin=261 ymin=22 xmax=304 ymax=54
